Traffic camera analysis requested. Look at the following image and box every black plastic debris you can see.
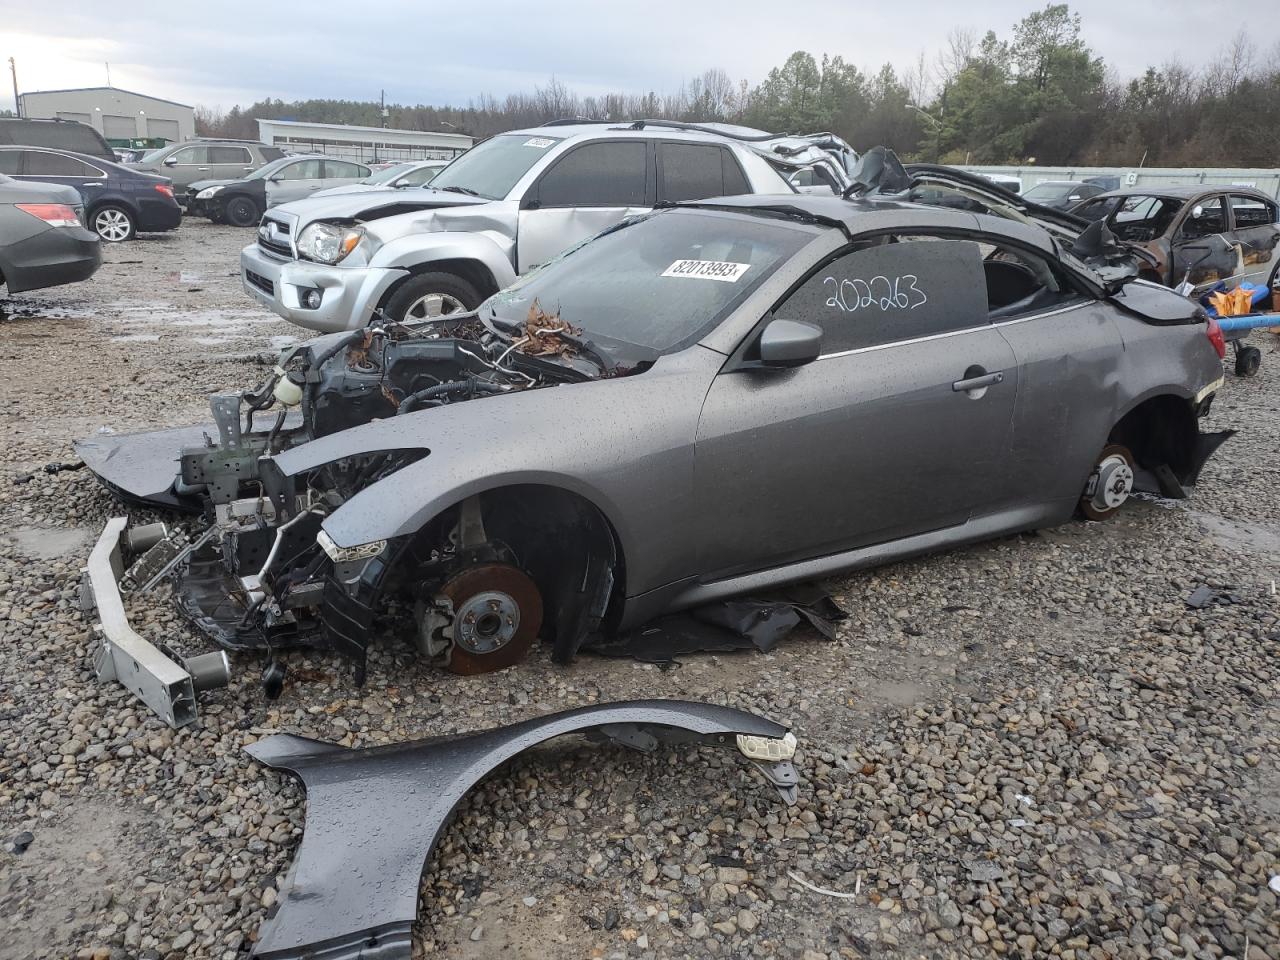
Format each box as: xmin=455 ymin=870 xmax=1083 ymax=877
xmin=1185 ymin=584 xmax=1243 ymax=609
xmin=590 ymin=583 xmax=847 ymax=663
xmin=7 ymin=830 xmax=34 ymax=854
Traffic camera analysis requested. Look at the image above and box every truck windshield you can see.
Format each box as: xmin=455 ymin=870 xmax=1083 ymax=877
xmin=485 ymin=208 xmax=816 ymax=358
xmin=428 ymin=134 xmax=563 ymax=201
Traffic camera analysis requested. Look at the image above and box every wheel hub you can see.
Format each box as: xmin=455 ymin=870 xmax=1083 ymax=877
xmin=1090 ymin=454 xmax=1134 ymax=511
xmin=453 ymin=589 xmax=521 ymax=654
xmin=405 ymin=292 xmax=466 ymax=319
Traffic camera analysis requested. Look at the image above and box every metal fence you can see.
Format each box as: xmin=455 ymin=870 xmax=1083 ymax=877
xmin=962 ymin=165 xmax=1280 ymax=199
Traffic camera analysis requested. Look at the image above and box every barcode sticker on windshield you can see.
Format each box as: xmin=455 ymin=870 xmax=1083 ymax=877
xmin=523 ymin=137 xmax=556 ymax=148
xmin=662 ymin=260 xmax=751 ymax=282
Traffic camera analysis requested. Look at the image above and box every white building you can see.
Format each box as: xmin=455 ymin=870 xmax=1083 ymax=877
xmin=18 ymin=86 xmax=195 ymax=144
xmin=256 ymin=119 xmax=472 ymax=164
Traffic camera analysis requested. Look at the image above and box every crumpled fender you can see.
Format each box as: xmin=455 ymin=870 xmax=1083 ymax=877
xmin=245 ymin=700 xmax=799 ymax=960
xmin=369 ymin=229 xmax=518 ymax=291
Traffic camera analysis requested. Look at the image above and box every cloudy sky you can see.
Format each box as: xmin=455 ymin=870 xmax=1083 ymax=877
xmin=6 ymin=0 xmax=1276 ymax=113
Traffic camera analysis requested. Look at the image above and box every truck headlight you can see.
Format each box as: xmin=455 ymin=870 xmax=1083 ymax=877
xmin=195 ymin=186 xmax=223 ymax=200
xmin=297 ymin=222 xmax=365 ymax=264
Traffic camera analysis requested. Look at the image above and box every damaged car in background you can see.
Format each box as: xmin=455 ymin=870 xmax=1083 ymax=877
xmin=78 ymin=189 xmax=1231 ymax=725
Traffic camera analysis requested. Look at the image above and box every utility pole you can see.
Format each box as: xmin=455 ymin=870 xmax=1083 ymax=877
xmin=105 ymin=62 xmax=112 ymax=87
xmin=9 ymin=57 xmax=20 ymax=118
xmin=380 ymin=89 xmax=387 ymax=128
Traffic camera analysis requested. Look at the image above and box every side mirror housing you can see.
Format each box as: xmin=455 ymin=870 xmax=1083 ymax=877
xmin=758 ymin=318 xmax=823 ymax=369
xmin=1191 ymin=204 xmax=1204 ymax=219
xmin=163 ymin=157 xmax=178 ymax=167
xmin=268 ymin=175 xmax=282 ymax=183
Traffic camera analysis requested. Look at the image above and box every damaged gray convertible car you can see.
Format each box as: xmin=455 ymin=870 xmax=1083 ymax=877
xmin=79 ymin=189 xmax=1231 ymax=723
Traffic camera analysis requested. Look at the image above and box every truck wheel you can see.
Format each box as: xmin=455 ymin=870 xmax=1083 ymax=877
xmin=1235 ymin=345 xmax=1262 ymax=377
xmin=1080 ymin=443 xmax=1135 ymax=521
xmin=91 ymin=205 xmax=136 ymax=242
xmin=224 ymin=196 xmax=261 ymax=228
xmin=418 ymin=563 xmax=543 ymax=675
xmin=382 ymin=272 xmax=481 ymax=324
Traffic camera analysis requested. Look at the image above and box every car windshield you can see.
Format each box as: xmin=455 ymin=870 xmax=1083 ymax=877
xmin=428 ymin=134 xmax=562 ymax=200
xmin=363 ymin=163 xmax=414 ymax=185
xmin=138 ymin=147 xmax=169 ymax=163
xmin=245 ymin=157 xmax=301 ymax=181
xmin=484 ymin=208 xmax=815 ymax=359
xmin=1024 ymin=182 xmax=1078 ymax=202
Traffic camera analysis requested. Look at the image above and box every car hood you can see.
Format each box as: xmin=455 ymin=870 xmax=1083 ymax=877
xmin=271 ymin=187 xmax=490 ymax=229
xmin=312 ymin=183 xmax=412 ymax=197
xmin=187 ymin=178 xmax=236 ymax=193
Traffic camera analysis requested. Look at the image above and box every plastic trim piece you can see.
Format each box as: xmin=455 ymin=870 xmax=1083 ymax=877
xmin=245 ymin=700 xmax=800 ymax=960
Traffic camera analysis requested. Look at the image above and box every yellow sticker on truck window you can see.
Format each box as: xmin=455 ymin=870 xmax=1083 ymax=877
xmin=662 ymin=260 xmax=751 ymax=282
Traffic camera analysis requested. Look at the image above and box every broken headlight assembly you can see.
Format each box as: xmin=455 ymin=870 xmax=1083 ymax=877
xmin=195 ymin=185 xmax=224 ymax=200
xmin=296 ymin=221 xmax=365 ymax=264
xmin=317 ymin=529 xmax=386 ymax=563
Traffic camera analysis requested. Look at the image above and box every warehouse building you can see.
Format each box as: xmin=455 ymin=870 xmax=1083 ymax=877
xmin=256 ymin=119 xmax=472 ymax=164
xmin=17 ymin=86 xmax=195 ymax=146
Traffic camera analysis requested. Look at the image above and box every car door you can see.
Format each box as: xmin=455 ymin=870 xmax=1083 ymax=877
xmin=208 ymin=145 xmax=255 ymax=182
xmin=264 ymin=159 xmax=325 ymax=207
xmin=516 ymin=139 xmax=652 ymax=272
xmin=1169 ymin=195 xmax=1236 ymax=292
xmin=1225 ymin=194 xmax=1280 ymax=289
xmin=161 ymin=144 xmax=210 ymax=192
xmin=692 ymin=235 xmax=1018 ymax=579
xmin=321 ymin=160 xmax=370 ymax=191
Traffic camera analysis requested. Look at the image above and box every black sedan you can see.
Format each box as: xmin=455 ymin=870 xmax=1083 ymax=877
xmin=0 ymin=146 xmax=181 ymax=242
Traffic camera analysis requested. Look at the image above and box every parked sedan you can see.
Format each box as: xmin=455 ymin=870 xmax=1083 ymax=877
xmin=188 ymin=156 xmax=372 ymax=227
xmin=1070 ymin=186 xmax=1280 ymax=296
xmin=0 ymin=175 xmax=101 ymax=293
xmin=1022 ymin=179 xmax=1105 ymax=210
xmin=0 ymin=146 xmax=181 ymax=242
xmin=313 ymin=159 xmax=448 ymax=197
xmin=81 ymin=194 xmax=1229 ymax=681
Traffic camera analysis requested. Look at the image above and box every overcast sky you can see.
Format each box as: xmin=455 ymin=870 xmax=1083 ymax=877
xmin=6 ymin=1 xmax=1277 ymax=113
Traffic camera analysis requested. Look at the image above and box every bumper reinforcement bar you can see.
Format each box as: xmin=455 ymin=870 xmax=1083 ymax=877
xmin=80 ymin=517 xmax=231 ymax=727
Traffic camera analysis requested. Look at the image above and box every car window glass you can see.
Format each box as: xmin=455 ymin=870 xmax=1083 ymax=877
xmin=976 ymin=242 xmax=1079 ymax=318
xmin=171 ymin=145 xmax=208 ymax=164
xmin=279 ymin=159 xmax=323 ymax=180
xmin=401 ymin=165 xmax=441 ymax=186
xmin=486 ymin=208 xmax=812 ymax=357
xmin=723 ymin=151 xmax=750 ymax=195
xmin=1229 ymin=195 xmax=1276 ymax=228
xmin=0 ymin=151 xmax=20 ymax=174
xmin=208 ymin=146 xmax=251 ymax=164
xmin=323 ymin=160 xmax=365 ymax=179
xmin=25 ymin=151 xmax=96 ymax=176
xmin=661 ymin=142 xmax=728 ymax=202
xmin=1179 ymin=197 xmax=1227 ymax=239
xmin=536 ymin=141 xmax=647 ymax=207
xmin=776 ymin=237 xmax=990 ymax=353
xmin=260 ymin=147 xmax=286 ymax=161
xmin=1110 ymin=195 xmax=1179 ymax=242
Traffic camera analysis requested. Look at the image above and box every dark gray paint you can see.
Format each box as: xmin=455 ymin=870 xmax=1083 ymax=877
xmin=245 ymin=700 xmax=796 ymax=960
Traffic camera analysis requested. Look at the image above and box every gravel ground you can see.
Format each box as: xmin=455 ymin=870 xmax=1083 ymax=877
xmin=1 ymin=220 xmax=1278 ymax=960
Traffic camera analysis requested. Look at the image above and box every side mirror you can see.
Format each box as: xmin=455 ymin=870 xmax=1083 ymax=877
xmin=1068 ymin=194 xmax=1081 ymax=202
xmin=758 ymin=319 xmax=822 ymax=369
xmin=1191 ymin=204 xmax=1204 ymax=219
xmin=163 ymin=157 xmax=178 ymax=167
xmin=268 ymin=175 xmax=282 ymax=183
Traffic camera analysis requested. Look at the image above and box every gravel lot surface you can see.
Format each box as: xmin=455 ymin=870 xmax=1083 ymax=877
xmin=1 ymin=220 xmax=1277 ymax=960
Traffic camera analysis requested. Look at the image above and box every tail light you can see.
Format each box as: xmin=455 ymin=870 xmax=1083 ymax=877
xmin=1204 ymin=313 xmax=1226 ymax=359
xmin=15 ymin=203 xmax=81 ymax=228
xmin=155 ymin=184 xmax=174 ymax=198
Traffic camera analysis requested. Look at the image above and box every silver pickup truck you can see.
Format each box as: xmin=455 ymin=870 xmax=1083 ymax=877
xmin=240 ymin=121 xmax=799 ymax=332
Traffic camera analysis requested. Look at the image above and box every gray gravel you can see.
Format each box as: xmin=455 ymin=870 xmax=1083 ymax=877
xmin=1 ymin=220 xmax=1278 ymax=960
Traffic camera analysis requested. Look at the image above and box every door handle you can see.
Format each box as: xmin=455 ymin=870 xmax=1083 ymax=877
xmin=952 ymin=370 xmax=1004 ymax=392
xmin=198 ymin=167 xmax=209 ymax=171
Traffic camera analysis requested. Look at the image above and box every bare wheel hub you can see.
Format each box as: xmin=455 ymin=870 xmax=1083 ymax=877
xmin=429 ymin=563 xmax=542 ymax=675
xmin=405 ymin=292 xmax=466 ymax=320
xmin=1081 ymin=443 xmax=1135 ymax=520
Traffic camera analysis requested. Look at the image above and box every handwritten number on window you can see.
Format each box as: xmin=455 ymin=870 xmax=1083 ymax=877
xmin=824 ymin=274 xmax=928 ymax=313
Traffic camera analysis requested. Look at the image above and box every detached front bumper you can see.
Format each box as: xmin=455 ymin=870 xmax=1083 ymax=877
xmin=81 ymin=517 xmax=231 ymax=728
xmin=240 ymin=242 xmax=406 ymax=333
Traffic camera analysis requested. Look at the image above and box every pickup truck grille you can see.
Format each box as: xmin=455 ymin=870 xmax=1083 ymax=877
xmin=257 ymin=216 xmax=295 ymax=259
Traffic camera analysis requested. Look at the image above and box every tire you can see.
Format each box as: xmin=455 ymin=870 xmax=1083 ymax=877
xmin=1079 ymin=443 xmax=1136 ymax=521
xmin=90 ymin=204 xmax=136 ymax=243
xmin=208 ymin=209 xmax=227 ymax=225
xmin=223 ymin=195 xmax=261 ymax=228
xmin=381 ymin=271 xmax=482 ymax=324
xmin=1235 ymin=345 xmax=1262 ymax=377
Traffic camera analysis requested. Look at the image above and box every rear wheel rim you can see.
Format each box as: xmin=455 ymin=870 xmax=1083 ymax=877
xmin=94 ymin=209 xmax=130 ymax=241
xmin=404 ymin=292 xmax=466 ymax=320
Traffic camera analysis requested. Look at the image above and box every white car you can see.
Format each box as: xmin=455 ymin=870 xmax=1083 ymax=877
xmin=313 ymin=159 xmax=449 ymax=197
